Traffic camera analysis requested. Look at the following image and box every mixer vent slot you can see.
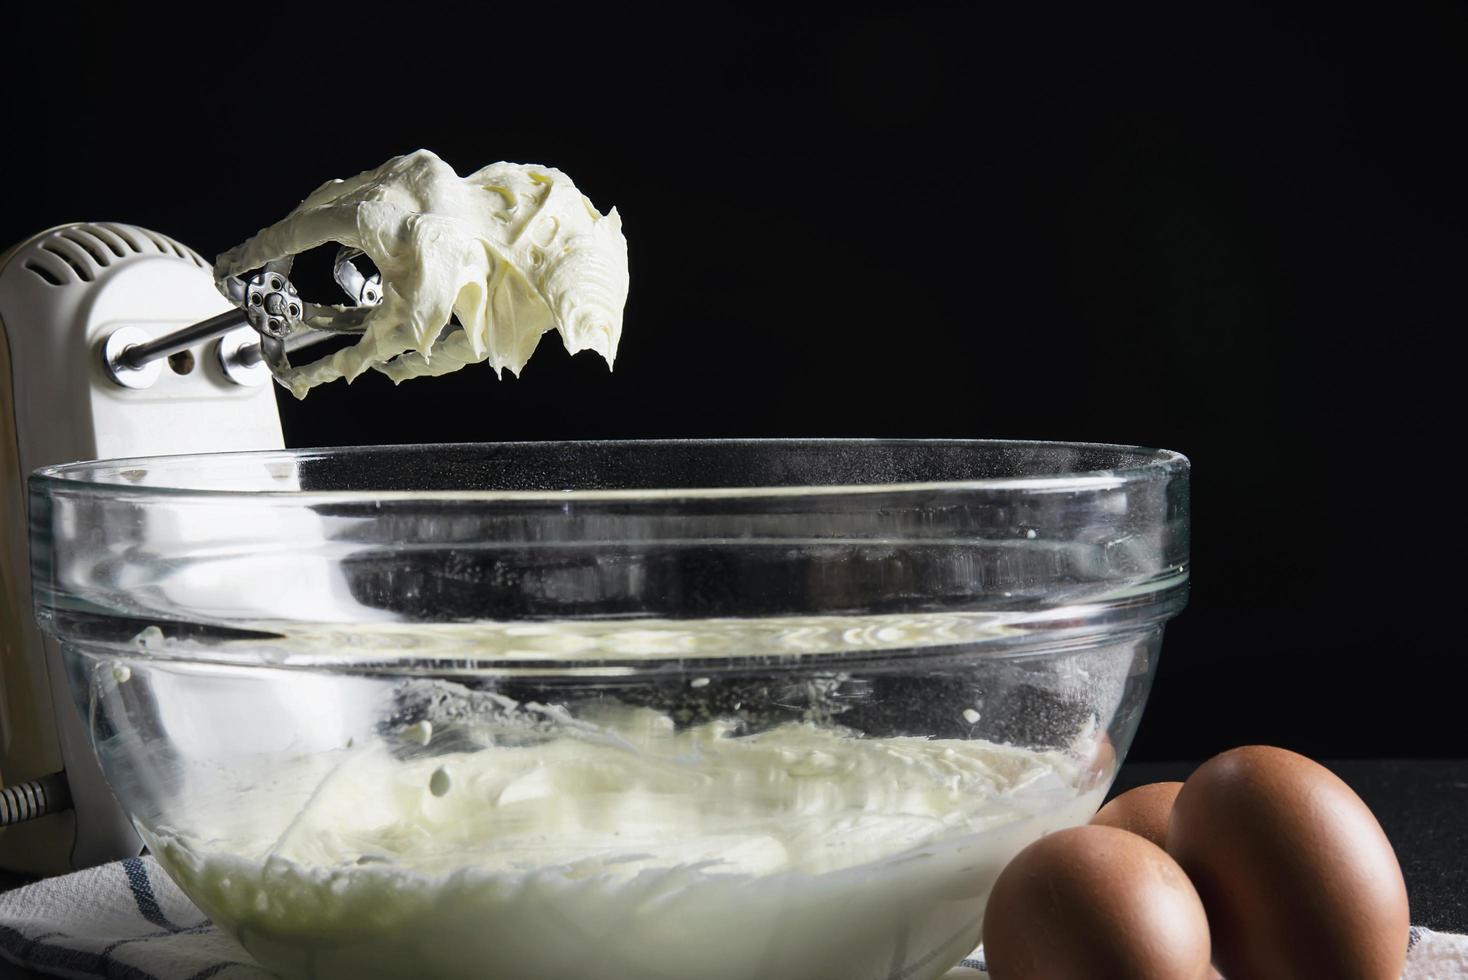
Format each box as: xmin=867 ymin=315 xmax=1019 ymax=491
xmin=145 ymin=231 xmax=179 ymax=257
xmin=83 ymin=224 xmax=130 ymax=258
xmin=57 ymin=228 xmax=113 ymax=267
xmin=100 ymin=223 xmax=150 ymax=255
xmin=38 ymin=241 xmax=94 ymax=282
xmin=143 ymin=229 xmax=208 ymax=268
xmin=23 ymin=260 xmax=65 ymax=286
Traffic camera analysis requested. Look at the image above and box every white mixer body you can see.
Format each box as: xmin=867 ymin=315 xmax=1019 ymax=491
xmin=0 ymin=223 xmax=284 ymax=873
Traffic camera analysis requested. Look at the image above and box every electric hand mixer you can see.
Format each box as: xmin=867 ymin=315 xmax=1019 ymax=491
xmin=0 ymin=222 xmax=382 ymax=874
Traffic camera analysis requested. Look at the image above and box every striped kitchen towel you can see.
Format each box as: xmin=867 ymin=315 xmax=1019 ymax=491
xmin=0 ymin=858 xmax=268 ymax=980
xmin=0 ymin=857 xmax=1464 ymax=979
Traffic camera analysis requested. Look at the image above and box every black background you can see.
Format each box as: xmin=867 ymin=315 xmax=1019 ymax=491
xmin=3 ymin=5 xmax=1463 ymax=761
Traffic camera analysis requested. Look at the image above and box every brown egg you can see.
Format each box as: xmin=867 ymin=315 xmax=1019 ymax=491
xmin=982 ymin=825 xmax=1212 ymax=980
xmin=1091 ymin=781 xmax=1184 ymax=849
xmin=1168 ymin=745 xmax=1410 ymax=980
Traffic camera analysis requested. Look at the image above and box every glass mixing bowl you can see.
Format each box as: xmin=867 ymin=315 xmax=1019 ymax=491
xmin=30 ymin=439 xmax=1189 ymax=980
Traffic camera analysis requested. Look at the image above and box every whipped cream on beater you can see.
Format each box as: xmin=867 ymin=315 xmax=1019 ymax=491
xmin=214 ymin=150 xmax=628 ymax=397
xmin=143 ymin=706 xmax=1105 ymax=980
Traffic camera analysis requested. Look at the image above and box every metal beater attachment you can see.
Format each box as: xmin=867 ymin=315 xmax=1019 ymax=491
xmin=102 ymin=248 xmax=383 ymax=388
xmin=333 ymin=247 xmax=384 ymax=307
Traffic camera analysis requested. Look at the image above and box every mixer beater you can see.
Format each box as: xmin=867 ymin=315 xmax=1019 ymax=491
xmin=102 ymin=246 xmax=384 ymax=387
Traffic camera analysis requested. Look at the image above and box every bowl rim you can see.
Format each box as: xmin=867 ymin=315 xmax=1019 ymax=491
xmin=30 ymin=437 xmax=1189 ymax=504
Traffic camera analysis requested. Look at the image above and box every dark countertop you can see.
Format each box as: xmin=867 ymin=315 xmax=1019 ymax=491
xmin=0 ymin=759 xmax=1463 ymax=979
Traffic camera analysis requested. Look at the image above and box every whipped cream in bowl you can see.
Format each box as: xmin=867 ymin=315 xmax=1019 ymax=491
xmin=80 ymin=612 xmax=1150 ymax=980
xmin=137 ymin=694 xmax=1110 ymax=980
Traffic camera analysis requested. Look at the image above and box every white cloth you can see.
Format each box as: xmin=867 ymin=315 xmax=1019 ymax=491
xmin=0 ymin=857 xmax=1462 ymax=979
